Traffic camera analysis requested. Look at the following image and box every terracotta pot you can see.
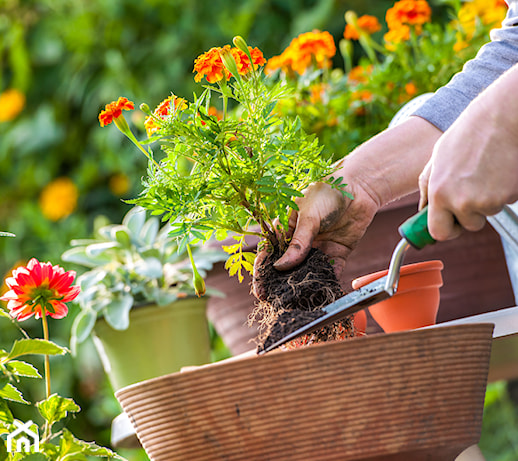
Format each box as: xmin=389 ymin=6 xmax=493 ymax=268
xmin=352 ymin=260 xmax=443 ymax=333
xmin=116 ymin=323 xmax=493 ymax=461
xmin=341 ymin=193 xmax=514 ymax=334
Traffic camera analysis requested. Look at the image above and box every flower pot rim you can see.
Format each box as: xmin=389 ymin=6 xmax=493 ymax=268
xmin=352 ymin=259 xmax=444 ymax=288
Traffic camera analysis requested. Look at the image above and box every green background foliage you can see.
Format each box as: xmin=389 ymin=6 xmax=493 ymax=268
xmin=1 ymin=0 xmax=517 ymax=459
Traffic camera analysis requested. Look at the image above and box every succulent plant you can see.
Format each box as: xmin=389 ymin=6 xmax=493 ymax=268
xmin=62 ymin=206 xmax=225 ymax=349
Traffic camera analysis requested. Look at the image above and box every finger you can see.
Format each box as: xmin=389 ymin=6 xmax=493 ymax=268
xmin=274 ymin=215 xmax=319 ymax=271
xmin=418 ymin=161 xmax=432 ymax=210
xmin=456 ymin=211 xmax=487 ymax=233
xmin=427 ymin=203 xmax=463 ymax=241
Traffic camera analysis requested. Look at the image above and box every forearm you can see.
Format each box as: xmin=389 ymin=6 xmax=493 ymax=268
xmin=475 ymin=63 xmax=518 ymax=138
xmin=334 ymin=116 xmax=442 ymax=208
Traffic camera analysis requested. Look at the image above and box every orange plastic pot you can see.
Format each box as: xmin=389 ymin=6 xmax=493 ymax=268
xmin=352 ymin=260 xmax=444 ymax=333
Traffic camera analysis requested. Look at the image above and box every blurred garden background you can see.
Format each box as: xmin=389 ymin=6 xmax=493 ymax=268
xmin=1 ymin=0 xmax=517 ymax=459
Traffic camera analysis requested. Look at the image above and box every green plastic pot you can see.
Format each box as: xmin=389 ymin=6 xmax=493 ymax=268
xmin=93 ymin=297 xmax=211 ymax=391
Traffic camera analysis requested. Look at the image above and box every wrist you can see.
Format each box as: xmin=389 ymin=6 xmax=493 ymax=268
xmin=334 ymin=116 xmax=442 ymax=208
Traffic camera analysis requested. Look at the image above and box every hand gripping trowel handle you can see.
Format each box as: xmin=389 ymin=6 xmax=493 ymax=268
xmin=386 ymin=205 xmax=436 ymax=295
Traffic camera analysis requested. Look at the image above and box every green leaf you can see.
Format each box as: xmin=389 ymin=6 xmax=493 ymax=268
xmin=71 ymin=310 xmax=97 ymax=345
xmin=110 ymin=225 xmax=132 ymax=248
xmin=85 ymin=241 xmax=121 ymax=257
xmin=103 ymin=294 xmax=133 ymax=330
xmin=122 ymin=207 xmax=147 ymax=236
xmin=0 ymin=308 xmax=11 ymax=319
xmin=0 ymin=384 xmax=28 ymax=404
xmin=0 ymin=399 xmax=13 ymax=423
xmin=5 ymin=361 xmax=41 ymax=379
xmin=37 ymin=394 xmax=80 ymax=425
xmin=8 ymin=339 xmax=67 ymax=360
xmin=134 ymin=257 xmax=163 ymax=278
xmin=140 ymin=216 xmax=159 ymax=246
xmin=59 ymin=429 xmax=126 ymax=459
xmin=61 ymin=247 xmax=107 ymax=268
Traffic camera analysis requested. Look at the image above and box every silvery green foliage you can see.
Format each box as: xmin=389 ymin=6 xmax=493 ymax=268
xmin=62 ymin=207 xmax=225 ymax=349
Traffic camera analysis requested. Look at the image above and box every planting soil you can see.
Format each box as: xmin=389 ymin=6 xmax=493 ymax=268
xmin=252 ymin=246 xmax=355 ymax=352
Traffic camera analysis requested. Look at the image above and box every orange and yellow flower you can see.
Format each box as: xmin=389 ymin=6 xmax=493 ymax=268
xmin=0 ymin=258 xmax=80 ymax=321
xmin=344 ymin=15 xmax=382 ymax=40
xmin=453 ymin=0 xmax=507 ymax=47
xmin=39 ymin=177 xmax=79 ymax=221
xmin=144 ymin=94 xmax=188 ymax=136
xmin=98 ymin=96 xmax=134 ymax=127
xmin=348 ymin=64 xmax=373 ymax=84
xmin=386 ymin=0 xmax=432 ymax=31
xmin=266 ymin=30 xmax=336 ymax=76
xmin=193 ymin=45 xmax=266 ymax=84
xmin=0 ymin=88 xmax=26 ymax=122
xmin=384 ymin=24 xmax=411 ymax=49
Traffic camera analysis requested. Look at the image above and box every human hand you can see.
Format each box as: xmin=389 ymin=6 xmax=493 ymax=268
xmin=253 ymin=180 xmax=379 ymax=277
xmin=419 ymin=67 xmax=518 ymax=241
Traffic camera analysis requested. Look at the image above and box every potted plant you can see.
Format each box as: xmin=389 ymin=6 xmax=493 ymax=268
xmin=61 ymin=206 xmax=225 ymax=390
xmin=98 ymin=36 xmax=361 ymax=351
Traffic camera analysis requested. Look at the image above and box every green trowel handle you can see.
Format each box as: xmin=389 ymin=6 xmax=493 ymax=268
xmin=398 ymin=205 xmax=436 ymax=250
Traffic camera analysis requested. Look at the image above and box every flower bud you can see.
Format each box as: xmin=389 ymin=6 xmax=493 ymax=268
xmin=187 ymin=244 xmax=206 ymax=297
xmin=344 ymin=10 xmax=358 ymax=26
xmin=140 ymin=103 xmax=152 ymax=115
xmin=219 ymin=47 xmax=240 ymax=81
xmin=233 ymin=36 xmax=249 ymax=54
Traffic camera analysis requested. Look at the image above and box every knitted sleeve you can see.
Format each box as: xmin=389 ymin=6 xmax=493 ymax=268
xmin=412 ymin=3 xmax=518 ymax=131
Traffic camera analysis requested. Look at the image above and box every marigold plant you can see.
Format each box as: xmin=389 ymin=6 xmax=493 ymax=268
xmin=100 ymin=37 xmax=349 ymax=281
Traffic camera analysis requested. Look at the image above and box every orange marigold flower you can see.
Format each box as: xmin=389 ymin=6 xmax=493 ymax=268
xmin=39 ymin=177 xmax=79 ymax=221
xmin=232 ymin=46 xmax=266 ymax=75
xmin=271 ymin=30 xmax=336 ymax=76
xmin=0 ymin=258 xmax=80 ymax=321
xmin=351 ymin=89 xmax=373 ymax=103
xmin=344 ymin=15 xmax=382 ymax=40
xmin=384 ymin=24 xmax=411 ymax=49
xmin=193 ymin=45 xmax=265 ymax=83
xmin=386 ymin=0 xmax=431 ymax=30
xmin=99 ymin=97 xmax=135 ymax=127
xmin=194 ymin=46 xmax=229 ymax=83
xmin=309 ymin=82 xmax=329 ymax=104
xmin=405 ymin=82 xmax=418 ymax=96
xmin=290 ymin=30 xmax=336 ymax=75
xmin=265 ymin=52 xmax=296 ymax=76
xmin=348 ymin=64 xmax=373 ymax=83
xmin=144 ymin=95 xmax=188 ymax=136
xmin=0 ymin=88 xmax=26 ymax=122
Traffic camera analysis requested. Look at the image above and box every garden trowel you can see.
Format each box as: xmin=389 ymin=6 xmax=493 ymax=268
xmin=259 ymin=206 xmax=436 ymax=354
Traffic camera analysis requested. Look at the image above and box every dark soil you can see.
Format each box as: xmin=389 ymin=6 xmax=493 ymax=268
xmin=251 ymin=246 xmax=355 ymax=352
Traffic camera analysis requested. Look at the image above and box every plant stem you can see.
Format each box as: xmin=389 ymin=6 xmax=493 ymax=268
xmin=41 ymin=310 xmax=51 ymax=440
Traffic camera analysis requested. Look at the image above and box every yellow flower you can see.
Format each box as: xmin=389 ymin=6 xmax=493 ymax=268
xmin=109 ymin=173 xmax=130 ymax=196
xmin=384 ymin=24 xmax=411 ymax=50
xmin=0 ymin=89 xmax=26 ymax=122
xmin=39 ymin=177 xmax=79 ymax=221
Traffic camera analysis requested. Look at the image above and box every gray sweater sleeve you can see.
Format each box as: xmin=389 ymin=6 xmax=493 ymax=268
xmin=412 ymin=2 xmax=518 ymax=131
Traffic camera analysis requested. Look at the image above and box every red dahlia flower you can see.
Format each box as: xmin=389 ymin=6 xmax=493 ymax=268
xmin=0 ymin=258 xmax=80 ymax=321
